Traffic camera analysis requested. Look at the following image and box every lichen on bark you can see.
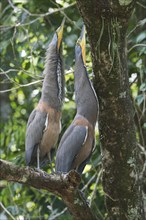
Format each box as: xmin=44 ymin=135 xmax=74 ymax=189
xmin=119 ymin=0 xmax=133 ymax=6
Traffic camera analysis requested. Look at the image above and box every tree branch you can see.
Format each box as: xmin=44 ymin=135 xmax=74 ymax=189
xmin=0 ymin=159 xmax=98 ymax=220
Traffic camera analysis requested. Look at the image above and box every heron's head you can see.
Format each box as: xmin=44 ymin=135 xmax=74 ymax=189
xmin=51 ymin=18 xmax=65 ymax=51
xmin=76 ymin=25 xmax=86 ymax=65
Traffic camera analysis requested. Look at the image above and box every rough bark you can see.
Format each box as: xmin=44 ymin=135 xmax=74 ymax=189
xmin=0 ymin=159 xmax=98 ymax=220
xmin=76 ymin=0 xmax=145 ymax=219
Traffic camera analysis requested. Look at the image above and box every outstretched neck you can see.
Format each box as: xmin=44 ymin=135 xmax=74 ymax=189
xmin=41 ymin=44 xmax=64 ymax=110
xmin=74 ymin=55 xmax=98 ymax=126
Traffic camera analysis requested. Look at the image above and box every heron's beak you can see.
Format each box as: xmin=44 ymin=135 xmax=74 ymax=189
xmin=56 ymin=18 xmax=65 ymax=49
xmin=77 ymin=25 xmax=86 ymax=65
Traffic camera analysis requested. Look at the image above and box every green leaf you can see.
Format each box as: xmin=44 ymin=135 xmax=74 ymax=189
xmin=140 ymin=83 xmax=146 ymax=92
xmin=143 ymin=123 xmax=146 ymax=130
xmin=136 ymin=94 xmax=144 ymax=105
xmin=136 ymin=31 xmax=146 ymax=43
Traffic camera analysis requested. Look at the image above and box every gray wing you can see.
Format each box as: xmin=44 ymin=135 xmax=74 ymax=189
xmin=55 ymin=124 xmax=87 ymax=173
xmin=25 ymin=109 xmax=47 ymax=165
xmin=77 ymin=138 xmax=95 ymax=174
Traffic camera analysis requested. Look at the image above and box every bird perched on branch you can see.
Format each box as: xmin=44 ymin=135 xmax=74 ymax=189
xmin=55 ymin=26 xmax=99 ymax=174
xmin=25 ymin=19 xmax=65 ymax=169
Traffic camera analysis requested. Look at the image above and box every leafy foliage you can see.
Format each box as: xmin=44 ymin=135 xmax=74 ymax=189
xmin=0 ymin=0 xmax=145 ymax=219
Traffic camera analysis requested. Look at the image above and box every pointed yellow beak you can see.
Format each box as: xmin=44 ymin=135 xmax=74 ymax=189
xmin=56 ymin=18 xmax=65 ymax=50
xmin=77 ymin=25 xmax=86 ymax=65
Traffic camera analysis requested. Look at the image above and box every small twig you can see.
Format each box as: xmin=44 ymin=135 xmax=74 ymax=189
xmin=8 ymin=0 xmax=76 ymax=18
xmin=50 ymin=0 xmax=80 ymax=29
xmin=82 ymin=172 xmax=97 ymax=191
xmin=0 ymin=68 xmax=43 ymax=79
xmin=0 ymin=80 xmax=42 ymax=93
xmin=0 ymin=202 xmax=15 ymax=220
xmin=127 ymin=19 xmax=146 ymax=38
xmin=49 ymin=207 xmax=68 ymax=220
xmin=136 ymin=1 xmax=146 ymax=9
xmin=89 ymin=169 xmax=102 ymax=207
xmin=128 ymin=44 xmax=146 ymax=53
xmin=0 ymin=4 xmax=11 ymax=19
xmin=2 ymin=72 xmax=20 ymax=86
xmin=0 ymin=68 xmax=21 ymax=75
xmin=1 ymin=2 xmax=76 ymax=31
xmin=133 ymin=100 xmax=145 ymax=147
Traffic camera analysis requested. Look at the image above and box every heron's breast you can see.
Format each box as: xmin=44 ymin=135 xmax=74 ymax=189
xmin=39 ymin=110 xmax=61 ymax=156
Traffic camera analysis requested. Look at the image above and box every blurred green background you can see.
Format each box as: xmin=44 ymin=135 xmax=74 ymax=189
xmin=0 ymin=0 xmax=145 ymax=219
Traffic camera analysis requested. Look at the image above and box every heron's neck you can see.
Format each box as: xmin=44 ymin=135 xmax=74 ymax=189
xmin=74 ymin=60 xmax=98 ymax=126
xmin=41 ymin=54 xmax=64 ymax=110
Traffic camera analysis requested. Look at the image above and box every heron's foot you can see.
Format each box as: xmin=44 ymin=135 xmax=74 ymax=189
xmin=34 ymin=168 xmax=48 ymax=177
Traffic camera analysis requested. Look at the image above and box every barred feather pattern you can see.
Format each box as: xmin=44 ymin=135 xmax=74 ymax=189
xmin=57 ymin=57 xmax=63 ymax=103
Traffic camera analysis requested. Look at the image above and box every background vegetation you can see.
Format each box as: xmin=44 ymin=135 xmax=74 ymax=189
xmin=0 ymin=0 xmax=145 ymax=219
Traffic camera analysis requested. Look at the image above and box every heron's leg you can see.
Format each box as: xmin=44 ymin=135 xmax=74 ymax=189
xmin=35 ymin=148 xmax=47 ymax=176
xmin=48 ymin=152 xmax=54 ymax=173
xmin=37 ymin=147 xmax=40 ymax=170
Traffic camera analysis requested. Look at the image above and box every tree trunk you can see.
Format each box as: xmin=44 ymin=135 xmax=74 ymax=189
xmin=76 ymin=0 xmax=145 ymax=219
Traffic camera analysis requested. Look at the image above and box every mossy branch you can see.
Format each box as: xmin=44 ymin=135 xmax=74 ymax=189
xmin=0 ymin=159 xmax=98 ymax=220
